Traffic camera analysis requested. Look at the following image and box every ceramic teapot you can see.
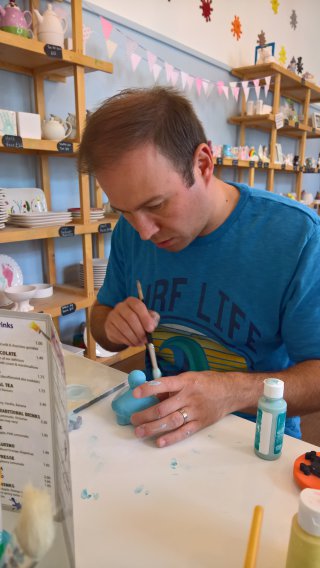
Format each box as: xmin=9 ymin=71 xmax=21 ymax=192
xmin=0 ymin=0 xmax=32 ymax=38
xmin=42 ymin=116 xmax=72 ymax=141
xmin=33 ymin=3 xmax=67 ymax=48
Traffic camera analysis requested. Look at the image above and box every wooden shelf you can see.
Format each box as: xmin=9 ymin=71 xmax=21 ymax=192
xmin=0 ymin=215 xmax=119 ymax=243
xmin=29 ymin=284 xmax=95 ymax=317
xmin=228 ymin=114 xmax=319 ymax=139
xmin=0 ymin=136 xmax=79 ymax=154
xmin=0 ymin=30 xmax=113 ymax=78
xmin=231 ymin=62 xmax=320 ymax=103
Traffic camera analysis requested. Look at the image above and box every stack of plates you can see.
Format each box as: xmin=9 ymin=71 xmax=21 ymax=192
xmin=0 ymin=190 xmax=6 ymax=229
xmin=79 ymin=258 xmax=108 ymax=288
xmin=7 ymin=211 xmax=72 ymax=228
xmin=68 ymin=208 xmax=105 ymax=221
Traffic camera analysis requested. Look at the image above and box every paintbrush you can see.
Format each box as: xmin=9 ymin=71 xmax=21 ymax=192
xmin=136 ymin=280 xmax=162 ymax=380
xmin=29 ymin=321 xmax=51 ymax=342
xmin=243 ymin=505 xmax=264 ymax=568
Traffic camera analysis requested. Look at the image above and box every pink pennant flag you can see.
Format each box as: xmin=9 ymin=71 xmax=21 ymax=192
xmin=171 ymin=70 xmax=179 ymax=86
xmin=152 ymin=63 xmax=162 ymax=82
xmin=165 ymin=62 xmax=173 ymax=82
xmin=186 ymin=75 xmax=194 ymax=90
xmin=147 ymin=51 xmax=157 ymax=72
xmin=264 ymin=76 xmax=271 ymax=97
xmin=106 ymin=39 xmax=117 ymax=59
xmin=180 ymin=71 xmax=188 ymax=89
xmin=216 ymin=81 xmax=225 ymax=96
xmin=130 ymin=53 xmax=141 ymax=72
xmin=196 ymin=77 xmax=203 ymax=96
xmin=100 ymin=17 xmax=112 ymax=40
xmin=126 ymin=39 xmax=137 ymax=57
xmin=253 ymin=78 xmax=261 ymax=99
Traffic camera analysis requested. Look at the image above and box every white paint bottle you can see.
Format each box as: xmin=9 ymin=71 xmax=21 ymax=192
xmin=254 ymin=378 xmax=287 ymax=460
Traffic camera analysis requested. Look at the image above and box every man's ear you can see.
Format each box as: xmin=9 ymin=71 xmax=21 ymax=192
xmin=193 ymin=143 xmax=214 ymax=183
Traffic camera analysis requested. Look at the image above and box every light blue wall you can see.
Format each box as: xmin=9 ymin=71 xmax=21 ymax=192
xmin=0 ymin=3 xmax=319 ymax=343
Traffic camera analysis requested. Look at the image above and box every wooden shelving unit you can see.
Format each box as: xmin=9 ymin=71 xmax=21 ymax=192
xmin=0 ymin=0 xmax=121 ymax=361
xmin=225 ymin=62 xmax=320 ymax=197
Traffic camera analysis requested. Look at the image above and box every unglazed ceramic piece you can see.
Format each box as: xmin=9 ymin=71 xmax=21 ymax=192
xmin=111 ymin=370 xmax=158 ymax=425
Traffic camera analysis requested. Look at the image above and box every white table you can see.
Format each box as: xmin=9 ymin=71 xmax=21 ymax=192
xmin=65 ymin=355 xmax=319 ymax=568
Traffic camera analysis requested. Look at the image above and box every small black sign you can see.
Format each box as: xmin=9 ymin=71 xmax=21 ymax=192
xmin=263 ymin=162 xmax=269 ymax=168
xmin=61 ymin=303 xmax=76 ymax=316
xmin=44 ymin=44 xmax=63 ymax=59
xmin=249 ymin=160 xmax=255 ymax=168
xmin=98 ymin=223 xmax=112 ymax=233
xmin=284 ymin=118 xmax=289 ymax=126
xmin=293 ymin=165 xmax=298 ymax=171
xmin=57 ymin=141 xmax=73 ymax=153
xmin=216 ymin=157 xmax=223 ymax=165
xmin=59 ymin=226 xmax=75 ymax=237
xmin=281 ymin=163 xmax=286 ymax=170
xmin=2 ymin=134 xmax=23 ymax=149
xmin=232 ymin=159 xmax=238 ymax=166
xmin=295 ymin=121 xmax=300 ymax=128
xmin=257 ymin=160 xmax=263 ymax=168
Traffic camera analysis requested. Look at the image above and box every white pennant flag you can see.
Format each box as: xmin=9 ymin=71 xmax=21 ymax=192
xmin=106 ymin=39 xmax=117 ymax=59
xmin=242 ymin=80 xmax=250 ymax=101
xmin=253 ymin=79 xmax=261 ymax=99
xmin=202 ymin=80 xmax=209 ymax=95
xmin=147 ymin=51 xmax=157 ymax=72
xmin=180 ymin=71 xmax=188 ymax=89
xmin=126 ymin=39 xmax=137 ymax=57
xmin=186 ymin=75 xmax=194 ymax=90
xmin=165 ymin=62 xmax=173 ymax=82
xmin=222 ymin=85 xmax=229 ymax=99
xmin=264 ymin=76 xmax=272 ymax=97
xmin=171 ymin=70 xmax=179 ymax=86
xmin=152 ymin=63 xmax=162 ymax=82
xmin=130 ymin=53 xmax=141 ymax=72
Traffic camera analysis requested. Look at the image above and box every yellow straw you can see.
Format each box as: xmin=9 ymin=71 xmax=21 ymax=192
xmin=243 ymin=505 xmax=264 ymax=568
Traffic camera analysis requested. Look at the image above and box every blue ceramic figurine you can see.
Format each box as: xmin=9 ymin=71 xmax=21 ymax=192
xmin=111 ymin=370 xmax=158 ymax=425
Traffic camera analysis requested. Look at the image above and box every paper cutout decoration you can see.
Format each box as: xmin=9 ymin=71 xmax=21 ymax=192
xmin=278 ymin=46 xmax=287 ymax=65
xmin=199 ymin=0 xmax=213 ymax=22
xmin=290 ymin=10 xmax=298 ymax=30
xmin=231 ymin=15 xmax=242 ymax=41
xmin=271 ymin=0 xmax=279 ymax=14
xmin=257 ymin=30 xmax=266 ymax=47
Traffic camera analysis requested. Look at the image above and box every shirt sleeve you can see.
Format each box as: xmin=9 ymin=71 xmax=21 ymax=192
xmin=281 ymin=225 xmax=320 ymax=362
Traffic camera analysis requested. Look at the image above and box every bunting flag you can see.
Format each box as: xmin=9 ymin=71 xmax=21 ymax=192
xmin=100 ymin=17 xmax=274 ymax=102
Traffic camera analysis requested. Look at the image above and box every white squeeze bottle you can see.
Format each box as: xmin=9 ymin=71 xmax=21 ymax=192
xmin=254 ymin=378 xmax=287 ymax=460
xmin=286 ymin=488 xmax=320 ymax=568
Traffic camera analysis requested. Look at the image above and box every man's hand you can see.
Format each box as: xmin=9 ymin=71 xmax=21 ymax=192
xmin=130 ymin=371 xmax=239 ymax=447
xmin=105 ymin=297 xmax=159 ymax=347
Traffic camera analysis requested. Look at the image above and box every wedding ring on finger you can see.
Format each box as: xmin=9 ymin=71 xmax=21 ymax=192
xmin=177 ymin=409 xmax=188 ymax=425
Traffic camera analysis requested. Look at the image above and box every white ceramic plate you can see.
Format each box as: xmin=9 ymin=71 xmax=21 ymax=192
xmin=0 ymin=188 xmax=48 ymax=216
xmin=0 ymin=254 xmax=23 ymax=305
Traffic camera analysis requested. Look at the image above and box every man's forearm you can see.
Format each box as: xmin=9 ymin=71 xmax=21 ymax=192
xmin=90 ymin=302 xmax=127 ymax=352
xmin=218 ymin=360 xmax=320 ymax=417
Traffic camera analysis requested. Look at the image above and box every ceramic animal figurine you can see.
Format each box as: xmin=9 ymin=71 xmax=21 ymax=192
xmin=0 ymin=0 xmax=32 ymax=38
xmin=33 ymin=3 xmax=67 ymax=48
xmin=111 ymin=370 xmax=158 ymax=425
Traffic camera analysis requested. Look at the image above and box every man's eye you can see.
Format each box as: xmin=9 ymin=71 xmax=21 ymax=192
xmin=148 ymin=202 xmax=163 ymax=210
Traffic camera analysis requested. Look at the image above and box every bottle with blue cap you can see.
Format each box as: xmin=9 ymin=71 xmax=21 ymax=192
xmin=254 ymin=377 xmax=287 ymax=460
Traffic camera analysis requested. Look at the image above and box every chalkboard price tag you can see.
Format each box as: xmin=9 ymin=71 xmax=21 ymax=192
xmin=232 ymin=159 xmax=238 ymax=166
xmin=293 ymin=165 xmax=298 ymax=171
xmin=257 ymin=160 xmax=263 ymax=168
xmin=44 ymin=44 xmax=63 ymax=59
xmin=2 ymin=134 xmax=23 ymax=149
xmin=281 ymin=163 xmax=286 ymax=170
xmin=59 ymin=226 xmax=74 ymax=237
xmin=263 ymin=162 xmax=269 ymax=168
xmin=98 ymin=223 xmax=112 ymax=233
xmin=57 ymin=141 xmax=73 ymax=153
xmin=249 ymin=160 xmax=255 ymax=168
xmin=216 ymin=157 xmax=223 ymax=165
xmin=61 ymin=303 xmax=76 ymax=316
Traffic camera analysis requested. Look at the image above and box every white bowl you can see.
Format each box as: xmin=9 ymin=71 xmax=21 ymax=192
xmin=31 ymin=283 xmax=53 ymax=298
xmin=4 ymin=285 xmax=37 ymax=302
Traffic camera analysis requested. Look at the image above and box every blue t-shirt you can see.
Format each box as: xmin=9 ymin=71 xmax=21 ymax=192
xmin=98 ymin=183 xmax=320 ymax=438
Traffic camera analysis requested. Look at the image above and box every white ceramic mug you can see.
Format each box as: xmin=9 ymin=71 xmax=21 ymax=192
xmin=246 ymin=101 xmax=254 ymax=115
xmin=255 ymin=100 xmax=263 ymax=114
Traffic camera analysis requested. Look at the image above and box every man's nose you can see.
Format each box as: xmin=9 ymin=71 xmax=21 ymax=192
xmin=132 ymin=212 xmax=159 ymax=241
